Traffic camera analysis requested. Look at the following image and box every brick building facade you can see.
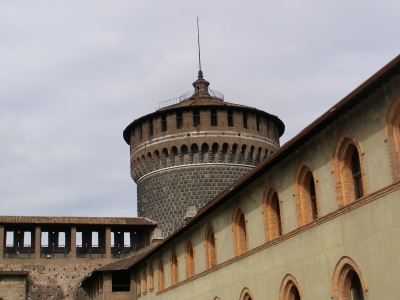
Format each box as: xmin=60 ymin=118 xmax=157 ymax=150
xmin=123 ymin=70 xmax=284 ymax=236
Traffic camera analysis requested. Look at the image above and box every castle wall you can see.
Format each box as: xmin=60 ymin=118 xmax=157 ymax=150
xmin=125 ymin=65 xmax=400 ymax=299
xmin=137 ymin=164 xmax=252 ymax=237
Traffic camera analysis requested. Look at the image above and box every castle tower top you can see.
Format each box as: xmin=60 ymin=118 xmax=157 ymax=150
xmin=191 ymin=70 xmax=210 ymax=99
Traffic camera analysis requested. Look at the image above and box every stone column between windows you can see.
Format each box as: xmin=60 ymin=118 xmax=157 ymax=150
xmin=70 ymin=226 xmax=76 ymax=258
xmin=105 ymin=227 xmax=111 ymax=259
xmin=34 ymin=226 xmax=41 ymax=259
xmin=0 ymin=226 xmax=4 ymax=259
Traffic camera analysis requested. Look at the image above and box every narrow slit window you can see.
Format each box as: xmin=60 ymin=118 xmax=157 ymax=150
xmin=193 ymin=109 xmax=200 ymax=127
xmin=161 ymin=114 xmax=167 ymax=132
xmin=149 ymin=119 xmax=153 ymax=136
xmin=256 ymin=115 xmax=261 ymax=131
xmin=139 ymin=123 xmax=143 ymax=140
xmin=211 ymin=109 xmax=218 ymax=126
xmin=176 ymin=111 xmax=183 ymax=129
xmin=243 ymin=112 xmax=248 ymax=129
xmin=228 ymin=110 xmax=234 ymax=127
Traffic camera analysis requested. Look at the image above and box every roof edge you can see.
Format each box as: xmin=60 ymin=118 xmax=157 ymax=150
xmin=118 ymin=52 xmax=400 ymax=268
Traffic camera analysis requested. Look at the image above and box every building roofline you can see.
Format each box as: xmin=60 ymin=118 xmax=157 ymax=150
xmin=118 ymin=53 xmax=400 ymax=270
xmin=0 ymin=216 xmax=156 ymax=226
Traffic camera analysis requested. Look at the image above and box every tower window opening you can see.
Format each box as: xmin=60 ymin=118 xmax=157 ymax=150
xmin=211 ymin=109 xmax=218 ymax=126
xmin=139 ymin=123 xmax=143 ymax=140
xmin=351 ymin=149 xmax=363 ymax=199
xmin=161 ymin=114 xmax=167 ymax=132
xmin=149 ymin=119 xmax=153 ymax=136
xmin=256 ymin=115 xmax=261 ymax=131
xmin=228 ymin=110 xmax=234 ymax=127
xmin=193 ymin=109 xmax=200 ymax=127
xmin=176 ymin=111 xmax=183 ymax=129
xmin=243 ymin=112 xmax=248 ymax=129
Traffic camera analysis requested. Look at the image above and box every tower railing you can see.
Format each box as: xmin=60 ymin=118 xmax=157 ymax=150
xmin=157 ymin=89 xmax=224 ymax=109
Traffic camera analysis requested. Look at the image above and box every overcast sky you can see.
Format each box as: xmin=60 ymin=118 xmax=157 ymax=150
xmin=0 ymin=1 xmax=399 ymax=218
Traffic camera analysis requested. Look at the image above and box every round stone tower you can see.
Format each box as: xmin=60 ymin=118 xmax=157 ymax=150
xmin=123 ymin=71 xmax=285 ymax=237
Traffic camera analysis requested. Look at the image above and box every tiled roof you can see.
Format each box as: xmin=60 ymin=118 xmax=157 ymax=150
xmin=97 ymin=248 xmax=154 ymax=271
xmin=0 ymin=216 xmax=156 ymax=226
xmin=79 ymin=245 xmax=157 ymax=286
xmin=157 ymin=97 xmax=254 ymax=111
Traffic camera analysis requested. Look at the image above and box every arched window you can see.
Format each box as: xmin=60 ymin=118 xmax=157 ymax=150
xmin=181 ymin=144 xmax=189 ymax=164
xmin=332 ymin=131 xmax=367 ymax=207
xmin=222 ymin=143 xmax=229 ymax=163
xmin=294 ymin=161 xmax=320 ymax=226
xmin=279 ymin=274 xmax=303 ymax=300
xmin=170 ymin=250 xmax=178 ymax=285
xmin=201 ymin=143 xmax=209 ymax=163
xmin=149 ymin=263 xmax=154 ymax=291
xmin=185 ymin=240 xmax=195 ymax=278
xmin=385 ymin=94 xmax=400 ymax=181
xmin=136 ymin=271 xmax=141 ymax=295
xmin=239 ymin=288 xmax=254 ymax=300
xmin=191 ymin=143 xmax=199 ymax=164
xmin=232 ymin=207 xmax=247 ymax=256
xmin=211 ymin=143 xmax=219 ymax=163
xmin=231 ymin=144 xmax=238 ymax=163
xmin=157 ymin=258 xmax=164 ymax=291
xmin=142 ymin=267 xmax=147 ymax=293
xmin=205 ymin=225 xmax=217 ymax=269
xmin=171 ymin=146 xmax=179 ymax=166
xmin=263 ymin=185 xmax=283 ymax=241
xmin=332 ymin=256 xmax=367 ymax=300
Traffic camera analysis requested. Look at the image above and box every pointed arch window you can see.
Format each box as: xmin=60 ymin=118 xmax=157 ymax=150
xmin=332 ymin=256 xmax=367 ymax=300
xmin=263 ymin=186 xmax=283 ymax=241
xmin=279 ymin=274 xmax=303 ymax=300
xmin=332 ymin=131 xmax=367 ymax=207
xmin=385 ymin=95 xmax=400 ymax=181
xmin=185 ymin=240 xmax=195 ymax=278
xmin=170 ymin=250 xmax=178 ymax=285
xmin=142 ymin=267 xmax=147 ymax=293
xmin=149 ymin=263 xmax=154 ymax=291
xmin=205 ymin=225 xmax=217 ymax=269
xmin=294 ymin=161 xmax=320 ymax=226
xmin=239 ymin=288 xmax=254 ymax=300
xmin=232 ymin=207 xmax=247 ymax=256
xmin=136 ymin=271 xmax=141 ymax=296
xmin=157 ymin=258 xmax=164 ymax=291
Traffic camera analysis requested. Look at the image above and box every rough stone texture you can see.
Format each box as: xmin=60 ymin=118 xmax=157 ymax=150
xmin=0 ymin=260 xmax=104 ymax=299
xmin=137 ymin=164 xmax=253 ymax=237
xmin=0 ymin=274 xmax=27 ymax=300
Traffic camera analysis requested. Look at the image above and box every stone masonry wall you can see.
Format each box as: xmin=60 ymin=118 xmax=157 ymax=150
xmin=0 ymin=258 xmax=115 ymax=300
xmin=137 ymin=164 xmax=253 ymax=237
